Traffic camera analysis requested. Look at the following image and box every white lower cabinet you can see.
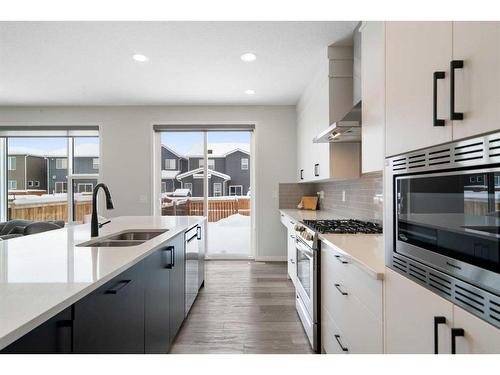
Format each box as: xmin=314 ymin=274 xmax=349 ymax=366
xmin=321 ymin=242 xmax=383 ymax=354
xmin=385 ymin=267 xmax=500 ymax=354
xmin=280 ymin=213 xmax=297 ymax=285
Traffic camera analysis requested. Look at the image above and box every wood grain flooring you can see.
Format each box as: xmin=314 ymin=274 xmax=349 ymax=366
xmin=170 ymin=261 xmax=314 ymax=354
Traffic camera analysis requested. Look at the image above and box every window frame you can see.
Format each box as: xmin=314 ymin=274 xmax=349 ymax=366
xmin=184 ymin=182 xmax=193 ymax=192
xmin=8 ymin=180 xmax=17 ymax=190
xmin=27 ymin=180 xmax=34 ymax=188
xmin=77 ymin=182 xmax=94 ymax=193
xmin=213 ymin=182 xmax=222 ymax=197
xmin=165 ymin=159 xmax=176 ymax=170
xmin=207 ymin=159 xmax=215 ymax=170
xmin=92 ymin=158 xmax=100 ymax=170
xmin=8 ymin=156 xmax=16 ymax=171
xmin=56 ymin=158 xmax=68 ymax=170
xmin=241 ymin=158 xmax=249 ymax=170
xmin=54 ymin=181 xmax=68 ymax=193
xmin=229 ymin=185 xmax=243 ymax=196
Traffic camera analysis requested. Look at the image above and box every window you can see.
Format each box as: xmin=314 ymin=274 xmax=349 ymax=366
xmin=27 ymin=180 xmax=34 ymax=187
xmin=198 ymin=159 xmax=204 ymax=168
xmin=229 ymin=185 xmax=243 ymax=196
xmin=208 ymin=159 xmax=215 ymax=169
xmin=213 ymin=183 xmax=222 ymax=197
xmin=184 ymin=182 xmax=193 ymax=192
xmin=77 ymin=183 xmax=93 ymax=193
xmin=55 ymin=181 xmax=67 ymax=193
xmin=8 ymin=180 xmax=17 ymax=190
xmin=8 ymin=157 xmax=16 ymax=171
xmin=165 ymin=159 xmax=176 ymax=170
xmin=34 ymin=181 xmax=40 ymax=187
xmin=92 ymin=158 xmax=99 ymax=170
xmin=56 ymin=158 xmax=67 ymax=169
xmin=241 ymin=158 xmax=249 ymax=170
xmin=161 ymin=181 xmax=167 ymax=193
xmin=495 ymin=176 xmax=500 ymax=187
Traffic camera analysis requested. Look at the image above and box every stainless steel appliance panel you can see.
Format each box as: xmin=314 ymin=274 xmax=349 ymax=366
xmin=185 ymin=225 xmax=199 ymax=316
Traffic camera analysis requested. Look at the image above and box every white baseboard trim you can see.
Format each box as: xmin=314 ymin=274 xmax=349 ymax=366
xmin=255 ymin=256 xmax=287 ymax=262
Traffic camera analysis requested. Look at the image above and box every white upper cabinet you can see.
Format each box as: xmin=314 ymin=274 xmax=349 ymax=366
xmin=384 ymin=268 xmax=454 ymax=354
xmin=385 ymin=22 xmax=453 ymax=157
xmin=360 ymin=21 xmax=385 ymax=172
xmin=452 ymin=22 xmax=500 ymax=140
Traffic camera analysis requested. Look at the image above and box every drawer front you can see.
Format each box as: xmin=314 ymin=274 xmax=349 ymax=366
xmin=321 ymin=307 xmax=350 ymax=354
xmin=280 ymin=212 xmax=288 ymax=227
xmin=321 ymin=244 xmax=383 ymax=319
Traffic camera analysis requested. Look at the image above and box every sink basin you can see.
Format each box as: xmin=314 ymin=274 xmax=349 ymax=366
xmin=84 ymin=240 xmax=146 ymax=247
xmin=77 ymin=229 xmax=168 ymax=247
xmin=107 ymin=229 xmax=168 ymax=241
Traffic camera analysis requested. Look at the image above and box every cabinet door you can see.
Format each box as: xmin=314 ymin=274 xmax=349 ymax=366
xmin=385 ymin=22 xmax=453 ymax=156
xmin=361 ymin=21 xmax=385 ymax=173
xmin=144 ymin=247 xmax=171 ymax=354
xmin=452 ymin=22 xmax=500 ymax=140
xmin=1 ymin=307 xmax=73 ymax=354
xmin=384 ymin=268 xmax=453 ymax=354
xmin=73 ymin=262 xmax=145 ymax=354
xmin=169 ymin=234 xmax=185 ymax=342
xmin=287 ymin=227 xmax=297 ymax=286
xmin=453 ymin=305 xmax=500 ymax=354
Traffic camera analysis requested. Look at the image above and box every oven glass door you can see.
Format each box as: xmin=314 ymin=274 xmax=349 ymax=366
xmin=296 ymin=240 xmax=313 ymax=301
xmin=395 ymin=168 xmax=500 ymax=274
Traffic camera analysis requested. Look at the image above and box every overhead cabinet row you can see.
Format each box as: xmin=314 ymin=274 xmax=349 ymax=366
xmin=385 ymin=21 xmax=500 ymax=156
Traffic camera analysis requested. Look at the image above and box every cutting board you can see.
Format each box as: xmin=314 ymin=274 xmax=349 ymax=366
xmin=301 ymin=196 xmax=318 ymax=211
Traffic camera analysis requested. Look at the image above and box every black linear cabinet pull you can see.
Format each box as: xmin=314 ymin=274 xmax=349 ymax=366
xmin=433 ymin=316 xmax=447 ymax=354
xmin=433 ymin=71 xmax=446 ymax=126
xmin=196 ymin=226 xmax=202 ymax=240
xmin=334 ymin=334 xmax=349 ymax=352
xmin=450 ymin=60 xmax=464 ymax=120
xmin=334 ymin=283 xmax=348 ymax=296
xmin=451 ymin=328 xmax=465 ymax=354
xmin=300 ymin=169 xmax=304 ymax=180
xmin=334 ymin=254 xmax=348 ymax=264
xmin=314 ymin=164 xmax=320 ymax=177
xmin=165 ymin=246 xmax=175 ymax=269
xmin=105 ymin=280 xmax=132 ymax=294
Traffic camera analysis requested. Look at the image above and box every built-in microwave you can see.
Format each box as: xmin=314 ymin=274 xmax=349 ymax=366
xmin=385 ymin=132 xmax=500 ymax=328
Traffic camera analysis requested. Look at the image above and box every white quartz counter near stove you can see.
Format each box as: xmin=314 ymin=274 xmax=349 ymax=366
xmin=0 ymin=215 xmax=205 ymax=350
xmin=280 ymin=209 xmax=385 ymax=280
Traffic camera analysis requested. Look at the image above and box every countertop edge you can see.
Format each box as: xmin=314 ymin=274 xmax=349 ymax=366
xmin=0 ymin=216 xmax=206 ymax=351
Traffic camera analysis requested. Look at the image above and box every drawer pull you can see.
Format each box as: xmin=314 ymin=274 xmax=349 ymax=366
xmin=334 ymin=334 xmax=349 ymax=352
xmin=105 ymin=280 xmax=131 ymax=294
xmin=334 ymin=283 xmax=348 ymax=296
xmin=451 ymin=328 xmax=464 ymax=354
xmin=290 ymin=234 xmax=296 ymax=239
xmin=289 ymin=259 xmax=295 ymax=264
xmin=335 ymin=254 xmax=348 ymax=264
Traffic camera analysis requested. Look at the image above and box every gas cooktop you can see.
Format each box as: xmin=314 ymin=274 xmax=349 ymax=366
xmin=301 ymin=219 xmax=383 ymax=234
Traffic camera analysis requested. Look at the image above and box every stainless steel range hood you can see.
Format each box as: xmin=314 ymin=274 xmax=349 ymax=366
xmin=313 ymin=101 xmax=361 ymax=143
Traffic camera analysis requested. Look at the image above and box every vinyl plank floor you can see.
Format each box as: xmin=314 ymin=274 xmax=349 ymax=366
xmin=170 ymin=260 xmax=314 ymax=354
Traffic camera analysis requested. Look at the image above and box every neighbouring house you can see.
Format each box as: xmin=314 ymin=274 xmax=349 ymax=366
xmin=161 ymin=143 xmax=250 ymax=197
xmin=8 ymin=143 xmax=99 ymax=194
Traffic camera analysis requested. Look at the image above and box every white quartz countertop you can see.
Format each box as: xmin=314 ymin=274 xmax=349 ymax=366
xmin=280 ymin=209 xmax=385 ymax=280
xmin=0 ymin=215 xmax=205 ymax=350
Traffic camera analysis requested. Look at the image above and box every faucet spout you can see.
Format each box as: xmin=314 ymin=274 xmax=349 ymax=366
xmin=91 ymin=183 xmax=114 ymax=237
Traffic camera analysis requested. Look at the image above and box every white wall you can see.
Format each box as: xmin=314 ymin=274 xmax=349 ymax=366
xmin=0 ymin=105 xmax=297 ymax=260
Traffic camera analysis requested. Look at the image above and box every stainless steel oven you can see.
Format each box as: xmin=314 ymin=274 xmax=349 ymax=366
xmin=294 ymin=223 xmax=319 ymax=352
xmin=386 ymin=132 xmax=500 ymax=328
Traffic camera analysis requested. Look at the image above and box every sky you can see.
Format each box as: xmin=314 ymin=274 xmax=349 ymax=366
xmin=8 ymin=137 xmax=99 ymax=153
xmin=161 ymin=131 xmax=251 ymax=154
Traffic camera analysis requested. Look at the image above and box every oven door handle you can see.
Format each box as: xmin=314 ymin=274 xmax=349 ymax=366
xmin=296 ymin=240 xmax=313 ymax=259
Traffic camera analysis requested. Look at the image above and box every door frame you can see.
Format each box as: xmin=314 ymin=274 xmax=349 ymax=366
xmin=152 ymin=122 xmax=256 ymax=260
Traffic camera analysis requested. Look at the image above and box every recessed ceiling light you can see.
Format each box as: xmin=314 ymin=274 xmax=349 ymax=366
xmin=241 ymin=53 xmax=257 ymax=62
xmin=245 ymin=89 xmax=256 ymax=95
xmin=132 ymin=54 xmax=149 ymax=62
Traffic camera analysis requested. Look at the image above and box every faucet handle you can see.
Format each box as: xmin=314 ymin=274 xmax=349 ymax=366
xmin=98 ymin=220 xmax=111 ymax=228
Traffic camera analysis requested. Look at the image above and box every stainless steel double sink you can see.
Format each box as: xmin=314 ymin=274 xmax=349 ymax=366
xmin=77 ymin=229 xmax=169 ymax=247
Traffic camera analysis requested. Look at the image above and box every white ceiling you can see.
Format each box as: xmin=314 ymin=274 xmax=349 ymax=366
xmin=0 ymin=21 xmax=358 ymax=106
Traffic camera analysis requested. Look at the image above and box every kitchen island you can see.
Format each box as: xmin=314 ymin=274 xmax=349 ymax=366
xmin=0 ymin=215 xmax=206 ymax=353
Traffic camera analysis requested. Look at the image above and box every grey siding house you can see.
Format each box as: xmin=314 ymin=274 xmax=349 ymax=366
xmin=7 ymin=155 xmax=48 ymax=191
xmin=47 ymin=156 xmax=99 ymax=193
xmin=161 ymin=144 xmax=250 ymax=197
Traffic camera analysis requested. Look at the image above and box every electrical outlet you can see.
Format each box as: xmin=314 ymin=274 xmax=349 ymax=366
xmin=342 ymin=190 xmax=346 ymax=202
xmin=317 ymin=191 xmax=324 ymax=199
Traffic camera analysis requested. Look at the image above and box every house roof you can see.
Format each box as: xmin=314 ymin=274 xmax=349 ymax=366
xmin=160 ymin=142 xmax=249 ymax=158
xmin=160 ymin=145 xmax=185 ymax=158
xmin=9 ymin=143 xmax=99 ymax=158
xmin=161 ymin=170 xmax=180 ymax=179
xmin=176 ymin=167 xmax=231 ymax=181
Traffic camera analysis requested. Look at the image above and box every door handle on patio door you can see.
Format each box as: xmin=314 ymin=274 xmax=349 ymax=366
xmin=433 ymin=71 xmax=446 ymax=126
xmin=450 ymin=60 xmax=464 ymax=120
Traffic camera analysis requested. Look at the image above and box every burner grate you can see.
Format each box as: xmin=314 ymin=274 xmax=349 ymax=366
xmin=302 ymin=219 xmax=383 ymax=234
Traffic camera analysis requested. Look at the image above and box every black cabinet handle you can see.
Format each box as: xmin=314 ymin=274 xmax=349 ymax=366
xmin=105 ymin=280 xmax=132 ymax=294
xmin=450 ymin=60 xmax=464 ymax=120
xmin=300 ymin=169 xmax=304 ymax=180
xmin=335 ymin=254 xmax=348 ymax=264
xmin=314 ymin=164 xmax=320 ymax=177
xmin=334 ymin=334 xmax=348 ymax=352
xmin=433 ymin=316 xmax=447 ymax=354
xmin=56 ymin=320 xmax=73 ymax=354
xmin=165 ymin=245 xmax=175 ymax=269
xmin=334 ymin=283 xmax=348 ymax=296
xmin=196 ymin=226 xmax=202 ymax=240
xmin=451 ymin=328 xmax=464 ymax=354
xmin=433 ymin=71 xmax=446 ymax=126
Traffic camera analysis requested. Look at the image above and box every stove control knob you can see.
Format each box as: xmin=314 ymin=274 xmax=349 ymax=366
xmin=305 ymin=232 xmax=313 ymax=241
xmin=295 ymin=225 xmax=305 ymax=232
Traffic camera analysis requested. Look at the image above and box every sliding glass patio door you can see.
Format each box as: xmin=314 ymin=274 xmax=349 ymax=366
xmin=159 ymin=129 xmax=252 ymax=259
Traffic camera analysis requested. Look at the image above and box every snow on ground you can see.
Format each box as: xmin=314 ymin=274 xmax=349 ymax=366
xmin=207 ymin=213 xmax=251 ymax=256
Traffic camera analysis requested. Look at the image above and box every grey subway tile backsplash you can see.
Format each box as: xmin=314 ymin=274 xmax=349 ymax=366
xmin=279 ymin=172 xmax=383 ymax=223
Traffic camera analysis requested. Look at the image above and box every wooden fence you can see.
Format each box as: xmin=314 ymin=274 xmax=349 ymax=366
xmin=162 ymin=197 xmax=251 ymax=222
xmin=8 ymin=200 xmax=93 ymax=222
